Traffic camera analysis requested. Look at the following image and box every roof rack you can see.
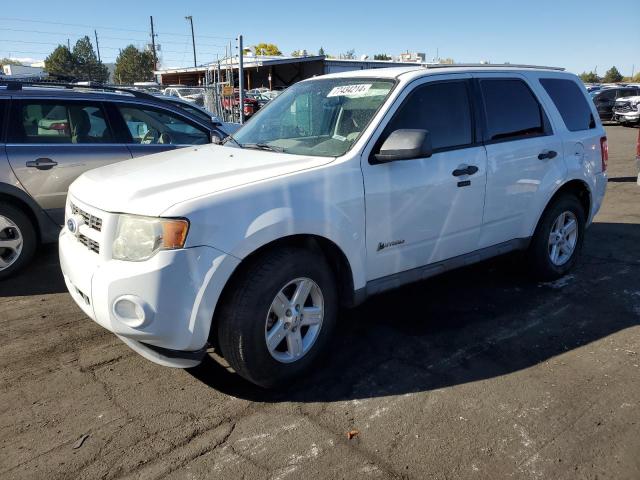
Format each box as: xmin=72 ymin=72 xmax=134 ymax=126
xmin=0 ymin=80 xmax=159 ymax=100
xmin=423 ymin=63 xmax=565 ymax=71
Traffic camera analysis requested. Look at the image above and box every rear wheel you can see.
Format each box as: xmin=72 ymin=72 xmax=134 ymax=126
xmin=216 ymin=247 xmax=338 ymax=388
xmin=527 ymin=194 xmax=585 ymax=281
xmin=0 ymin=204 xmax=37 ymax=280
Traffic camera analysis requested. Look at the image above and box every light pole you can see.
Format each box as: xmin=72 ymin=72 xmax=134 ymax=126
xmin=185 ymin=16 xmax=197 ymax=68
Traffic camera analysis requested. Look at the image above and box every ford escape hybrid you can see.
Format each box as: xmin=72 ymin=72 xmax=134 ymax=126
xmin=59 ymin=65 xmax=607 ymax=388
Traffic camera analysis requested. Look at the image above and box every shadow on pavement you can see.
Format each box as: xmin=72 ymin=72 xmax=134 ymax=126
xmin=0 ymin=244 xmax=65 ymax=297
xmin=608 ymin=177 xmax=637 ymax=183
xmin=189 ymin=222 xmax=640 ymax=402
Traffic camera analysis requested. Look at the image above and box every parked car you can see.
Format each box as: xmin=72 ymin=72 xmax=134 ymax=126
xmin=613 ymin=95 xmax=640 ymax=125
xmin=163 ymin=87 xmax=205 ymax=106
xmin=245 ymin=92 xmax=271 ymax=108
xmin=0 ymin=81 xmax=229 ymax=278
xmin=221 ymin=91 xmax=260 ymax=118
xmin=636 ymin=128 xmax=640 ymax=185
xmin=59 ymin=65 xmax=607 ymax=388
xmin=591 ymin=86 xmax=640 ymax=121
xmin=154 ymin=94 xmax=240 ymax=134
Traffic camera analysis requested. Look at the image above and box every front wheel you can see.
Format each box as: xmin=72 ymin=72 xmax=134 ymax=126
xmin=527 ymin=194 xmax=586 ymax=281
xmin=216 ymin=248 xmax=338 ymax=388
xmin=0 ymin=204 xmax=37 ymax=280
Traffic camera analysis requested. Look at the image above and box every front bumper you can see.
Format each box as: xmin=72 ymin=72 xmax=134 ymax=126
xmin=613 ymin=112 xmax=640 ymax=123
xmin=59 ymin=223 xmax=240 ymax=368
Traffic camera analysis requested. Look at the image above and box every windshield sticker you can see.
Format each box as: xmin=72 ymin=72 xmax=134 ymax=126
xmin=327 ymin=84 xmax=373 ymax=97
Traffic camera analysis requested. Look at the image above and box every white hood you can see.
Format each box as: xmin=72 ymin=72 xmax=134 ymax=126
xmin=69 ymin=144 xmax=333 ymax=216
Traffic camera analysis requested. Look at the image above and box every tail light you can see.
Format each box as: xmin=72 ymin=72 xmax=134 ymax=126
xmin=600 ymin=136 xmax=608 ymax=172
xmin=49 ymin=122 xmax=68 ymax=131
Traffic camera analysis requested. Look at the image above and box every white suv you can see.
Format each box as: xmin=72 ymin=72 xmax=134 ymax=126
xmin=59 ymin=65 xmax=608 ymax=387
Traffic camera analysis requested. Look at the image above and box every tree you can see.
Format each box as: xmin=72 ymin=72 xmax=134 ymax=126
xmin=114 ymin=45 xmax=155 ymax=84
xmin=72 ymin=36 xmax=109 ymax=82
xmin=374 ymin=53 xmax=391 ymax=61
xmin=318 ymin=47 xmax=325 ymax=56
xmin=603 ymin=66 xmax=623 ymax=83
xmin=342 ymin=49 xmax=356 ymax=59
xmin=44 ymin=45 xmax=76 ymax=78
xmin=579 ymin=71 xmax=600 ymax=83
xmin=254 ymin=43 xmax=282 ymax=56
xmin=0 ymin=57 xmax=23 ymax=68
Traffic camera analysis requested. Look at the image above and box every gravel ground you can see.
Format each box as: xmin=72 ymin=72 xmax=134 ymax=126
xmin=1 ymin=125 xmax=639 ymax=480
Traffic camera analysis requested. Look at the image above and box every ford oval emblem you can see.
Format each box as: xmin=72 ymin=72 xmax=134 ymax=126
xmin=67 ymin=218 xmax=78 ymax=234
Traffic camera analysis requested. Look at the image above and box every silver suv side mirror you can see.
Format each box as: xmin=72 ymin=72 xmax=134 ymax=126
xmin=374 ymin=129 xmax=433 ymax=163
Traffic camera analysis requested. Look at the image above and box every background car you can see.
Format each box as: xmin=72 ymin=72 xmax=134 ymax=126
xmin=154 ymin=94 xmax=240 ymax=134
xmin=0 ymin=81 xmax=229 ymax=279
xmin=163 ymin=86 xmax=205 ymax=106
xmin=613 ymin=95 xmax=640 ymax=125
xmin=591 ymin=86 xmax=640 ymax=121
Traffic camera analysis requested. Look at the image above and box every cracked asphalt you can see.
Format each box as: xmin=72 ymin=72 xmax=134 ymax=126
xmin=1 ymin=125 xmax=639 ymax=480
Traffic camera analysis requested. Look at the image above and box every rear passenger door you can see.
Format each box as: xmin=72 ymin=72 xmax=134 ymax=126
xmin=110 ymin=103 xmax=211 ymax=158
xmin=474 ymin=74 xmax=564 ymax=249
xmin=5 ymin=99 xmax=131 ymax=224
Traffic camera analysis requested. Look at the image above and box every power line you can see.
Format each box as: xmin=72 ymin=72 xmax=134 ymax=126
xmin=0 ymin=16 xmax=234 ymax=39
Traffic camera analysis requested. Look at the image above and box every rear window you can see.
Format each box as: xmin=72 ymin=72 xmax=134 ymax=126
xmin=480 ymin=79 xmax=549 ymax=142
xmin=540 ymin=78 xmax=596 ymax=132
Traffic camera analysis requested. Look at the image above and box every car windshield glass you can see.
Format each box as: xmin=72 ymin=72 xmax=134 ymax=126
xmin=232 ymin=78 xmax=395 ymax=157
xmin=176 ymin=88 xmax=201 ymax=97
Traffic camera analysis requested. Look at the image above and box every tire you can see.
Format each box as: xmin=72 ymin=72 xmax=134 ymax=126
xmin=0 ymin=203 xmax=37 ymax=280
xmin=527 ymin=194 xmax=585 ymax=281
xmin=216 ymin=247 xmax=338 ymax=388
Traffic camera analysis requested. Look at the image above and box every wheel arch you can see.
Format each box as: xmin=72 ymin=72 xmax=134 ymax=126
xmin=532 ymin=179 xmax=592 ymax=237
xmin=208 ymin=234 xmax=358 ymax=344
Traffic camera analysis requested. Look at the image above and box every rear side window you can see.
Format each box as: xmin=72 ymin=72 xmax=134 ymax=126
xmin=8 ymin=101 xmax=113 ymax=144
xmin=540 ymin=78 xmax=596 ymax=131
xmin=384 ymin=80 xmax=473 ymax=151
xmin=618 ymin=88 xmax=639 ymax=98
xmin=480 ymin=79 xmax=548 ymax=142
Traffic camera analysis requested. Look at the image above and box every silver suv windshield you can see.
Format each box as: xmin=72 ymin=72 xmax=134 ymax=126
xmin=232 ymin=78 xmax=395 ymax=157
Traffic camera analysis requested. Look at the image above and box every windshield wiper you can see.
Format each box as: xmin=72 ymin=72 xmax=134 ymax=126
xmin=222 ymin=134 xmax=243 ymax=148
xmin=241 ymin=143 xmax=285 ymax=153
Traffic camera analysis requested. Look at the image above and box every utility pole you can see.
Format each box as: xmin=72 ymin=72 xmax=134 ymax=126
xmin=149 ymin=16 xmax=157 ymax=70
xmin=238 ymin=34 xmax=245 ymax=124
xmin=185 ymin=16 xmax=197 ymax=68
xmin=67 ymin=39 xmax=70 ymax=50
xmin=94 ymin=30 xmax=101 ymax=62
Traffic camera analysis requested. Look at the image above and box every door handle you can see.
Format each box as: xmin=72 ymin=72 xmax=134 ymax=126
xmin=538 ymin=150 xmax=557 ymax=160
xmin=26 ymin=158 xmax=58 ymax=170
xmin=452 ymin=165 xmax=479 ymax=177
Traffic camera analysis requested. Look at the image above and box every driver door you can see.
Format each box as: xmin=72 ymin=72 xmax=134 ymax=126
xmin=361 ymin=74 xmax=488 ymax=282
xmin=113 ymin=104 xmax=211 ymax=158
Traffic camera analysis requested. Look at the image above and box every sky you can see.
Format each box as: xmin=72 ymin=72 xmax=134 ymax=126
xmin=1 ymin=0 xmax=639 ymax=76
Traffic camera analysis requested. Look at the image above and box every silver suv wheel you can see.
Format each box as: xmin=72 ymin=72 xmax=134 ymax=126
xmin=0 ymin=215 xmax=24 ymax=271
xmin=548 ymin=211 xmax=578 ymax=266
xmin=265 ymin=277 xmax=324 ymax=364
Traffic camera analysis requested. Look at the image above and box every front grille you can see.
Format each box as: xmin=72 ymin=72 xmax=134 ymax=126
xmin=614 ymin=103 xmax=633 ymax=113
xmin=78 ymin=233 xmax=100 ymax=254
xmin=71 ymin=203 xmax=102 ymax=231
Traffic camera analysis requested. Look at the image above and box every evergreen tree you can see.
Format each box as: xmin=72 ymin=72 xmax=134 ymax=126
xmin=44 ymin=45 xmax=76 ymax=78
xmin=114 ymin=45 xmax=155 ymax=84
xmin=72 ymin=36 xmax=108 ymax=82
xmin=603 ymin=66 xmax=623 ymax=83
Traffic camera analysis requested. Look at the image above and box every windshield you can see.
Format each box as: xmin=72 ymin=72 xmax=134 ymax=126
xmin=176 ymin=88 xmax=202 ymax=97
xmin=232 ymin=78 xmax=395 ymax=157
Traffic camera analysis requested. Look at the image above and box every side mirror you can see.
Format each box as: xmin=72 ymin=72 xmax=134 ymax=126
xmin=374 ymin=129 xmax=433 ymax=163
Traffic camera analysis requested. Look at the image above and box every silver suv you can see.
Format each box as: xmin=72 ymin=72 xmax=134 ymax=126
xmin=0 ymin=82 xmax=231 ymax=279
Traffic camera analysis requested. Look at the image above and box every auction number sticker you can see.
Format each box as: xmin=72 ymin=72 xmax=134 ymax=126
xmin=327 ymin=84 xmax=372 ymax=97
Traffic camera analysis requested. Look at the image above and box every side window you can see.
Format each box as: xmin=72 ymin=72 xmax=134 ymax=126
xmin=540 ymin=78 xmax=595 ymax=131
xmin=117 ymin=106 xmax=209 ymax=145
xmin=8 ymin=101 xmax=113 ymax=144
xmin=480 ymin=79 xmax=549 ymax=142
xmin=384 ymin=81 xmax=473 ymax=151
xmin=618 ymin=89 xmax=638 ymax=98
xmin=597 ymin=90 xmax=615 ymax=101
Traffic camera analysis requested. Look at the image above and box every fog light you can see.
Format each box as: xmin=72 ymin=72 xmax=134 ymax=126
xmin=112 ymin=295 xmax=153 ymax=328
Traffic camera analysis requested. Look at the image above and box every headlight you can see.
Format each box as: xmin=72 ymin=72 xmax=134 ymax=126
xmin=112 ymin=215 xmax=189 ymax=261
